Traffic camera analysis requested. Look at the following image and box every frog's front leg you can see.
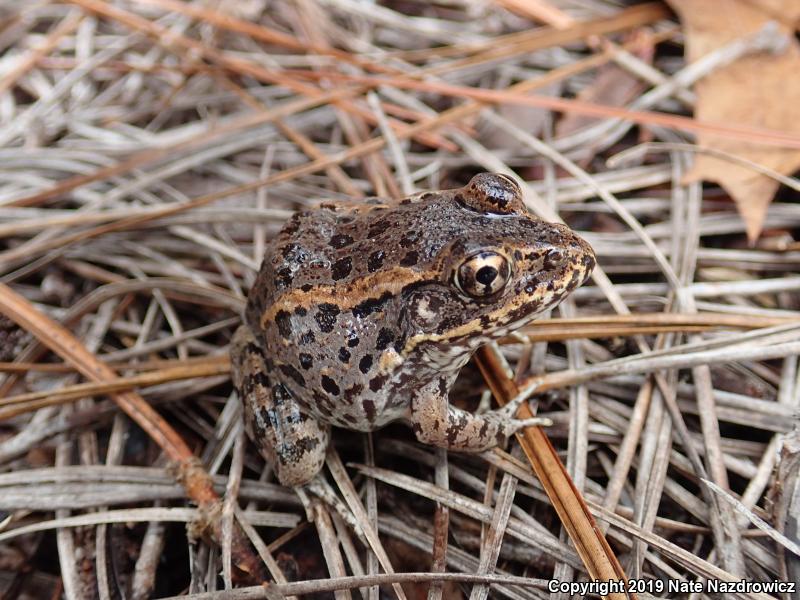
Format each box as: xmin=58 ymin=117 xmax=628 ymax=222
xmin=231 ymin=326 xmax=329 ymax=487
xmin=410 ymin=377 xmax=545 ymax=452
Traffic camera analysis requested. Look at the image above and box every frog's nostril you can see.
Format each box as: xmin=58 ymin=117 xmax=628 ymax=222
xmin=543 ymin=248 xmax=566 ymax=270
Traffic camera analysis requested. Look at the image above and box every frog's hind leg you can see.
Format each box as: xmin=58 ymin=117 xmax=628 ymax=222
xmin=410 ymin=377 xmax=546 ymax=452
xmin=231 ymin=326 xmax=329 ymax=487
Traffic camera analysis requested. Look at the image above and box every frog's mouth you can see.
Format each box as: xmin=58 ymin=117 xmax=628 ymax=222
xmin=488 ymin=241 xmax=595 ymax=337
xmin=403 ymin=261 xmax=594 ymax=360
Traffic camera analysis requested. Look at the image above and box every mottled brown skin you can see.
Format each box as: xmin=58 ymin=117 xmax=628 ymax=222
xmin=232 ymin=173 xmax=596 ymax=487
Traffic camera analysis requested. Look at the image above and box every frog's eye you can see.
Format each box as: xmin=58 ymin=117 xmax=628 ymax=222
xmin=462 ymin=173 xmax=524 ymax=215
xmin=454 ymin=252 xmax=511 ymax=298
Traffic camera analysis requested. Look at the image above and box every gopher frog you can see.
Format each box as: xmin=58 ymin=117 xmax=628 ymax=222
xmin=231 ymin=173 xmax=595 ymax=488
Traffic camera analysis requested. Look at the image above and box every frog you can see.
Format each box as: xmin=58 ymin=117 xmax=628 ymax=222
xmin=231 ymin=172 xmax=595 ymax=493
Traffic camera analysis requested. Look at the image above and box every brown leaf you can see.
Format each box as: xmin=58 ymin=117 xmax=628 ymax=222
xmin=667 ymin=0 xmax=800 ymax=241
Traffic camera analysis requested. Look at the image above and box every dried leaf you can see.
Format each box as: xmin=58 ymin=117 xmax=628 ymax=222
xmin=667 ymin=0 xmax=800 ymax=241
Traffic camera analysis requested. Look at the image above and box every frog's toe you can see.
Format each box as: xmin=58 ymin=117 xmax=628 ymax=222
xmin=511 ymin=416 xmax=552 ymax=432
xmin=497 ymin=395 xmax=527 ymax=419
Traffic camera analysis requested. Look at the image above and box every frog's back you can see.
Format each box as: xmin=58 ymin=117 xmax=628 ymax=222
xmin=245 ymin=193 xmax=463 ymax=333
xmin=244 ymin=200 xmax=428 ymax=430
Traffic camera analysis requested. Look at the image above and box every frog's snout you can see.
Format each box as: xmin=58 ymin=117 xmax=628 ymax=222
xmin=543 ymin=247 xmax=569 ymax=271
xmin=569 ymin=232 xmax=596 ymax=281
xmin=539 ymin=223 xmax=595 ymax=274
xmin=580 ymin=244 xmax=596 ymax=283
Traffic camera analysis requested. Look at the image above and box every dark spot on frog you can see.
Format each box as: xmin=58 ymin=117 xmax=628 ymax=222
xmin=347 ymin=332 xmax=360 ymax=347
xmin=275 ymin=267 xmax=293 ymax=289
xmin=368 ymin=219 xmax=391 ymax=238
xmin=271 ymin=383 xmax=292 ymax=403
xmin=279 ymin=363 xmax=305 ymax=387
xmin=525 ymin=251 xmax=542 ymax=262
xmin=256 ymin=407 xmax=274 ymax=432
xmin=320 ymin=203 xmax=337 ymax=211
xmin=301 ymin=283 xmax=313 ymax=292
xmin=299 ymin=353 xmax=313 ymax=369
xmin=479 ymin=315 xmax=491 ymax=329
xmin=344 ymin=383 xmax=363 ymax=404
xmin=453 ymin=193 xmax=469 ymax=210
xmin=392 ymin=333 xmax=406 ymax=353
xmin=352 ymin=292 xmax=391 ymax=319
xmin=337 ymin=215 xmax=355 ymax=225
xmin=274 ymin=310 xmax=292 ymax=338
xmin=399 ymin=233 xmax=419 ymax=248
xmin=329 ymin=233 xmax=354 ymax=248
xmin=376 ymin=327 xmax=395 ymax=350
xmin=321 ymin=375 xmax=340 ymax=396
xmin=241 ymin=371 xmax=269 ymax=397
xmin=479 ymin=420 xmax=489 ymax=439
xmin=362 ymin=399 xmax=377 ymax=422
xmin=367 ymin=250 xmax=385 ymax=273
xmin=400 ymin=251 xmax=419 ymax=267
xmin=294 ymin=307 xmax=307 ymax=318
xmin=294 ymin=435 xmax=321 ymax=454
xmin=514 ymin=250 xmax=523 ymax=261
xmin=359 ymin=354 xmax=373 ymax=374
xmin=400 ymin=198 xmax=413 ymax=205
xmin=282 ymin=216 xmax=301 ymax=235
xmin=331 ymin=256 xmax=353 ymax=281
xmin=368 ymin=375 xmax=387 ymax=392
xmin=300 ymin=330 xmax=315 ymax=345
xmin=314 ymin=303 xmax=340 ymax=332
xmin=421 ymin=192 xmax=436 ymax=201
xmin=446 ymin=413 xmax=468 ymax=445
xmin=338 ymin=347 xmax=351 ymax=362
xmin=243 ymin=341 xmax=261 ymax=357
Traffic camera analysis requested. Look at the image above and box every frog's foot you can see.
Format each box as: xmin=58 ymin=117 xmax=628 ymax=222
xmin=493 ymin=391 xmax=552 ymax=429
xmin=299 ymin=475 xmax=365 ymax=541
xmin=411 ymin=377 xmax=550 ymax=453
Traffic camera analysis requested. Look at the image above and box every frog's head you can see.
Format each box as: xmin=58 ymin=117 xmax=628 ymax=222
xmin=401 ymin=173 xmax=595 ymax=364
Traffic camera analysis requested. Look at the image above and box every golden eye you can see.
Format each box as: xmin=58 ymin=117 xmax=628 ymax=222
xmin=454 ymin=252 xmax=511 ymax=298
